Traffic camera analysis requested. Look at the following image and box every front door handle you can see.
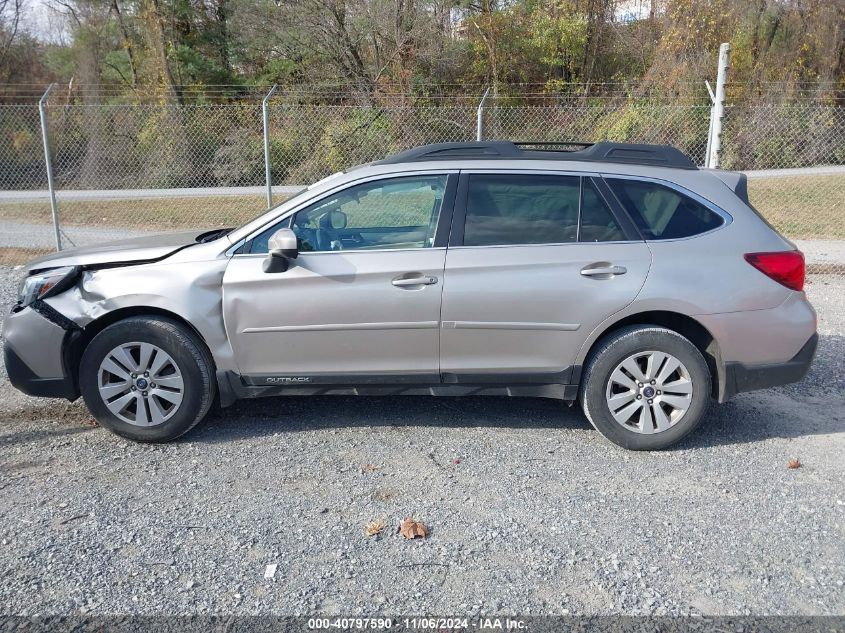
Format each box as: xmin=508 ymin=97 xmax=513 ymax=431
xmin=581 ymin=265 xmax=627 ymax=277
xmin=392 ymin=275 xmax=438 ymax=287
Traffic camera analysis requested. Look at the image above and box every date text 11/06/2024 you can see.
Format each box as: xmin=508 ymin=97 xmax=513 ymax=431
xmin=307 ymin=617 xmax=528 ymax=630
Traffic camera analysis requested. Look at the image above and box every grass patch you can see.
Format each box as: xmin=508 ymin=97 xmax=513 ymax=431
xmin=0 ymin=195 xmax=270 ymax=230
xmin=0 ymin=247 xmax=53 ymax=267
xmin=747 ymin=174 xmax=845 ymax=240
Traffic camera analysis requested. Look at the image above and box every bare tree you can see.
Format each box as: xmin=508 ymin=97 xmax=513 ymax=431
xmin=0 ymin=0 xmax=23 ymax=61
xmin=110 ymin=0 xmax=138 ymax=87
xmin=140 ymin=0 xmax=183 ymax=104
xmin=47 ymin=0 xmax=111 ymax=186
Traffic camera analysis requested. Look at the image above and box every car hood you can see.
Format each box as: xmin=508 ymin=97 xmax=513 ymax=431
xmin=25 ymin=230 xmax=213 ymax=272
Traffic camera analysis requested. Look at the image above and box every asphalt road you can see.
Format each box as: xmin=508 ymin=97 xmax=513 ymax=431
xmin=0 ymin=266 xmax=843 ymax=617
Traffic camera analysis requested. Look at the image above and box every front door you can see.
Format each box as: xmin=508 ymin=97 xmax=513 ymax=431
xmin=223 ymin=173 xmax=455 ymax=381
xmin=439 ymin=172 xmax=651 ymax=381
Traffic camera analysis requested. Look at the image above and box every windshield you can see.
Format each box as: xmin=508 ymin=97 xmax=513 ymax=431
xmin=235 ymin=187 xmax=306 ymax=230
xmin=235 ymin=172 xmax=346 ymax=232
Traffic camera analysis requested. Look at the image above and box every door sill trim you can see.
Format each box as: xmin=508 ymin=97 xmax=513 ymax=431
xmin=218 ymin=369 xmax=580 ymax=405
xmin=241 ymin=373 xmax=441 ymax=387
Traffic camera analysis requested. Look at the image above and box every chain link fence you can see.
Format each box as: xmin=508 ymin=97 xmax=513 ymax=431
xmin=1 ymin=96 xmax=843 ymax=274
xmin=266 ymin=104 xmax=477 ymax=185
xmin=721 ymin=103 xmax=845 ymax=274
xmin=485 ymin=103 xmax=713 ymax=165
xmin=0 ymin=104 xmax=57 ymax=262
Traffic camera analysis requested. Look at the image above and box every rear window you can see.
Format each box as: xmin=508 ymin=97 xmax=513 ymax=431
xmin=606 ymin=178 xmax=724 ymax=240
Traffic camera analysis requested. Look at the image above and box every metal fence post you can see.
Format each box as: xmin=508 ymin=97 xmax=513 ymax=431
xmin=262 ymin=84 xmax=278 ymax=207
xmin=38 ymin=83 xmax=62 ymax=251
xmin=704 ymin=80 xmax=716 ymax=167
xmin=706 ymin=43 xmax=730 ymax=169
xmin=476 ymin=87 xmax=491 ymax=141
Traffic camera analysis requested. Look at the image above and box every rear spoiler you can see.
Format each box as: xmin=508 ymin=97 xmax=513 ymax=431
xmin=709 ymin=170 xmax=749 ymax=205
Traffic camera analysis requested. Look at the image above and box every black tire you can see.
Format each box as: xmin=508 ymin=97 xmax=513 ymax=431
xmin=79 ymin=317 xmax=216 ymax=442
xmin=579 ymin=325 xmax=711 ymax=450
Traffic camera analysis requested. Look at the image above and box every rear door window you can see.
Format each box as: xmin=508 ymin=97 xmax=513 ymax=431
xmin=463 ymin=174 xmax=579 ymax=246
xmin=580 ymin=179 xmax=626 ymax=242
xmin=606 ymin=178 xmax=724 ymax=240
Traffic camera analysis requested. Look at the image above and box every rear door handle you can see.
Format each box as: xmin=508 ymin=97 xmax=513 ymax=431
xmin=581 ymin=265 xmax=627 ymax=277
xmin=392 ymin=275 xmax=438 ymax=287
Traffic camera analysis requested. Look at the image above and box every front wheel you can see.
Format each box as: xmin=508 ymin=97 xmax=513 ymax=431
xmin=579 ymin=325 xmax=711 ymax=450
xmin=79 ymin=317 xmax=216 ymax=442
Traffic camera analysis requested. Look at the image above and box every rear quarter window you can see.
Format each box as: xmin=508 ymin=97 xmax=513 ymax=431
xmin=606 ymin=178 xmax=724 ymax=240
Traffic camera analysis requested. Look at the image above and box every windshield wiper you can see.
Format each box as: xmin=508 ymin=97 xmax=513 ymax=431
xmin=195 ymin=228 xmax=234 ymax=243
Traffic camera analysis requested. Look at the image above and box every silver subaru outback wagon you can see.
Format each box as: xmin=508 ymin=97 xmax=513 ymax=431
xmin=4 ymin=141 xmax=817 ymax=450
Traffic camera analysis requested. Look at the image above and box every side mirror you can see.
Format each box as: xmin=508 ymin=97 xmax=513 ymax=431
xmin=263 ymin=228 xmax=298 ymax=273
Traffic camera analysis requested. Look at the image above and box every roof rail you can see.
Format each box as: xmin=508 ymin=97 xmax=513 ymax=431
xmin=513 ymin=141 xmax=594 ymax=150
xmin=377 ymin=141 xmax=698 ymax=170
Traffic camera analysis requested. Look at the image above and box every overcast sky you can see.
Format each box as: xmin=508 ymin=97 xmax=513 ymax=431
xmin=19 ymin=0 xmax=68 ymax=44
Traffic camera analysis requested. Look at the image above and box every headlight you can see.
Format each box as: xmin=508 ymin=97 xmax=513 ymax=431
xmin=17 ymin=266 xmax=80 ymax=307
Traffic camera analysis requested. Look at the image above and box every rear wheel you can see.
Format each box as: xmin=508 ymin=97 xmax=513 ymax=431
xmin=580 ymin=325 xmax=711 ymax=450
xmin=79 ymin=317 xmax=215 ymax=442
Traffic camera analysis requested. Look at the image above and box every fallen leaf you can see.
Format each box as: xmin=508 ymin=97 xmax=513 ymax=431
xmin=365 ymin=519 xmax=386 ymax=536
xmin=787 ymin=458 xmax=802 ymax=469
xmin=399 ymin=517 xmax=428 ymax=539
xmin=361 ymin=464 xmax=379 ymax=473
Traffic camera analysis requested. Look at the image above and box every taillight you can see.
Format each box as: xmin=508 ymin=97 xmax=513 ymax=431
xmin=744 ymin=251 xmax=805 ymax=291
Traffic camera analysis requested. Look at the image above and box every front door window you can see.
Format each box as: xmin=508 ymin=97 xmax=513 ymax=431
xmin=250 ymin=175 xmax=448 ymax=253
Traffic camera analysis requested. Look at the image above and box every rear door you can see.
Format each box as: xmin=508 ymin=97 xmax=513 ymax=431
xmin=439 ymin=171 xmax=651 ymax=381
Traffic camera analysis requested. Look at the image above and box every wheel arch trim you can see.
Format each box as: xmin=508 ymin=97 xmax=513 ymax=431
xmin=65 ymin=307 xmax=218 ymax=401
xmin=575 ymin=309 xmax=724 ymax=400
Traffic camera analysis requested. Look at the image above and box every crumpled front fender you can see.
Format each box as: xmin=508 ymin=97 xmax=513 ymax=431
xmin=45 ymin=258 xmax=238 ymax=374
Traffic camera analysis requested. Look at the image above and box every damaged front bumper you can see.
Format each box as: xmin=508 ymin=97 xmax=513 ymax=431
xmin=4 ymin=302 xmax=80 ymax=400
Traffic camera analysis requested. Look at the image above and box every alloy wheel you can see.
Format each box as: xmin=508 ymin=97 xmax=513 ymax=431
xmin=97 ymin=342 xmax=185 ymax=426
xmin=604 ymin=350 xmax=693 ymax=434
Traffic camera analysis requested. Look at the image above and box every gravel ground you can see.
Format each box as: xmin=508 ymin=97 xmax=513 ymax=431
xmin=0 ymin=265 xmax=843 ymax=617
